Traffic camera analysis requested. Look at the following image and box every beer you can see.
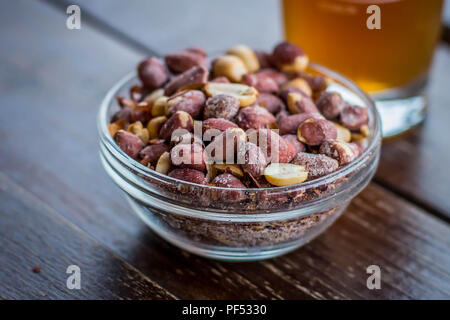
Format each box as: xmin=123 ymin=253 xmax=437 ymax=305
xmin=282 ymin=0 xmax=443 ymax=93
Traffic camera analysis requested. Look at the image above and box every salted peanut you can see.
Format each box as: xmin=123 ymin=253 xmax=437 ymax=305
xmin=114 ymin=130 xmax=144 ymax=159
xmin=111 ymin=105 xmax=133 ymax=124
xmin=131 ymin=103 xmax=152 ymax=124
xmin=227 ymin=45 xmax=260 ymax=73
xmin=334 ymin=122 xmax=351 ymax=142
xmin=205 ymin=128 xmax=246 ymax=163
xmin=281 ymin=78 xmax=312 ymax=97
xmin=164 ymin=66 xmax=209 ymax=96
xmin=166 ymin=90 xmax=205 ymax=118
xmin=237 ymin=142 xmax=267 ymax=177
xmin=129 ymin=85 xmax=148 ymax=102
xmin=316 ymin=91 xmax=347 ymax=120
xmin=204 ymin=82 xmax=257 ymax=107
xmin=319 ymin=139 xmax=358 ymax=166
xmin=108 ymin=119 xmax=126 ymax=137
xmin=340 ymin=105 xmax=369 ymax=131
xmin=297 ymin=72 xmax=331 ymax=99
xmin=147 ymin=116 xmax=167 ymax=139
xmin=235 ymin=105 xmax=276 ymax=130
xmin=155 ymin=151 xmax=171 ymax=174
xmin=291 ymin=152 xmax=339 ymax=180
xmin=287 ymin=92 xmax=319 ymax=115
xmin=242 ymin=73 xmax=278 ymax=93
xmin=297 ymin=119 xmax=338 ymax=146
xmin=255 ymin=93 xmax=285 ymax=114
xmin=276 ymin=109 xmax=289 ymax=123
xmin=211 ymin=173 xmax=246 ymax=201
xmin=152 ymin=96 xmax=169 ymax=117
xmin=202 ymin=118 xmax=238 ymax=136
xmin=159 ymin=111 xmax=194 ymax=141
xmin=137 ymin=57 xmax=169 ymax=90
xmin=165 ymin=49 xmax=207 ymax=74
xmin=282 ymin=134 xmax=306 ymax=154
xmin=278 ymin=113 xmax=323 ymax=135
xmin=256 ymin=68 xmax=288 ymax=86
xmin=168 ymin=168 xmax=207 ymax=185
xmin=248 ymin=128 xmax=295 ymax=163
xmin=127 ymin=121 xmax=150 ymax=144
xmin=213 ymin=54 xmax=248 ymax=82
xmin=139 ymin=143 xmax=170 ymax=166
xmin=203 ymin=94 xmax=240 ymax=120
xmin=171 ymin=143 xmax=206 ymax=172
xmin=116 ymin=95 xmax=136 ymax=109
xmin=360 ymin=124 xmax=370 ymax=137
xmin=214 ymin=163 xmax=244 ymax=178
xmin=264 ymin=163 xmax=308 ymax=186
xmin=211 ymin=76 xmax=230 ymax=83
xmin=270 ymin=41 xmax=309 ymax=73
xmin=143 ymin=88 xmax=165 ymax=107
xmin=212 ymin=173 xmax=246 ymax=188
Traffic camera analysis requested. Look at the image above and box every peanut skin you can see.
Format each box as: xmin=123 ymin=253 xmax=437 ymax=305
xmin=137 ymin=57 xmax=168 ymax=90
xmin=168 ymin=168 xmax=207 ymax=185
xmin=114 ymin=130 xmax=145 ymax=159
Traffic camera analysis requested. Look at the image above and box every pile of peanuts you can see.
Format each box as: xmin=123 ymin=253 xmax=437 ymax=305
xmin=109 ymin=41 xmax=369 ymax=189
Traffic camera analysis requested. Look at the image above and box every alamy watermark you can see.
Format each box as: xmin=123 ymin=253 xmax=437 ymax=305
xmin=66 ymin=5 xmax=81 ymax=30
xmin=66 ymin=265 xmax=81 ymax=289
xmin=366 ymin=5 xmax=381 ymax=30
xmin=366 ymin=265 xmax=381 ymax=290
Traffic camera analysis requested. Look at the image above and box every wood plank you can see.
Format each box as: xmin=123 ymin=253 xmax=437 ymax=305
xmin=0 ymin=173 xmax=176 ymax=300
xmin=1 ymin=0 xmax=449 ymax=299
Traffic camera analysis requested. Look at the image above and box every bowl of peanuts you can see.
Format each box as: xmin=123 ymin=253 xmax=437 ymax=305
xmin=98 ymin=42 xmax=381 ymax=261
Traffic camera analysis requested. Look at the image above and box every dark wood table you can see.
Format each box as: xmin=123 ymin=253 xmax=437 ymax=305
xmin=1 ymin=0 xmax=449 ymax=299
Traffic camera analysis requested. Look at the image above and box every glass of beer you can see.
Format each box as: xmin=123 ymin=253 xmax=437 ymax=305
xmin=282 ymin=0 xmax=444 ymax=136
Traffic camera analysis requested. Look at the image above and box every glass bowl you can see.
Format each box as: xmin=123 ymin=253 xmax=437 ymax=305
xmin=98 ymin=62 xmax=382 ymax=261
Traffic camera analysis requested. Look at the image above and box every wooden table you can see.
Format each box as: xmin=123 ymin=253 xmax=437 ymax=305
xmin=1 ymin=0 xmax=449 ymax=299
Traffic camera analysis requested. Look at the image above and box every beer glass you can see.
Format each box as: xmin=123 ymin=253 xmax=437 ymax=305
xmin=282 ymin=0 xmax=444 ymax=136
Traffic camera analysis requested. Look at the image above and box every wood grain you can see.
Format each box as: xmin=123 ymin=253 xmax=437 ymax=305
xmin=0 ymin=0 xmax=449 ymax=299
xmin=0 ymin=173 xmax=176 ymax=300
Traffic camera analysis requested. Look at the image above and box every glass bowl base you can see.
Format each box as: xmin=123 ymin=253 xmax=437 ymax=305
xmin=127 ymin=196 xmax=344 ymax=262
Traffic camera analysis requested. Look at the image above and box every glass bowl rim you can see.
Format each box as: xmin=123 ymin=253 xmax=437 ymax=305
xmin=98 ymin=62 xmax=382 ymax=193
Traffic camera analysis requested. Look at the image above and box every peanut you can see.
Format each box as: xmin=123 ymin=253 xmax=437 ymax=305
xmin=213 ymin=54 xmax=248 ymax=82
xmin=139 ymin=143 xmax=170 ymax=166
xmin=127 ymin=121 xmax=150 ymax=144
xmin=114 ymin=130 xmax=144 ymax=159
xmin=271 ymin=41 xmax=309 ymax=73
xmin=235 ymin=105 xmax=276 ymax=130
xmin=297 ymin=119 xmax=338 ymax=146
xmin=164 ymin=65 xmax=209 ymax=96
xmin=227 ymin=45 xmax=260 ymax=73
xmin=291 ymin=152 xmax=339 ymax=180
xmin=203 ymin=94 xmax=240 ymax=120
xmin=155 ymin=151 xmax=171 ymax=174
xmin=147 ymin=116 xmax=167 ymax=139
xmin=264 ymin=163 xmax=308 ymax=186
xmin=166 ymin=90 xmax=206 ymax=118
xmin=159 ymin=111 xmax=194 ymax=141
xmin=287 ymin=92 xmax=319 ymax=114
xmin=168 ymin=168 xmax=207 ymax=185
xmin=137 ymin=57 xmax=168 ymax=90
xmin=204 ymin=82 xmax=258 ymax=107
